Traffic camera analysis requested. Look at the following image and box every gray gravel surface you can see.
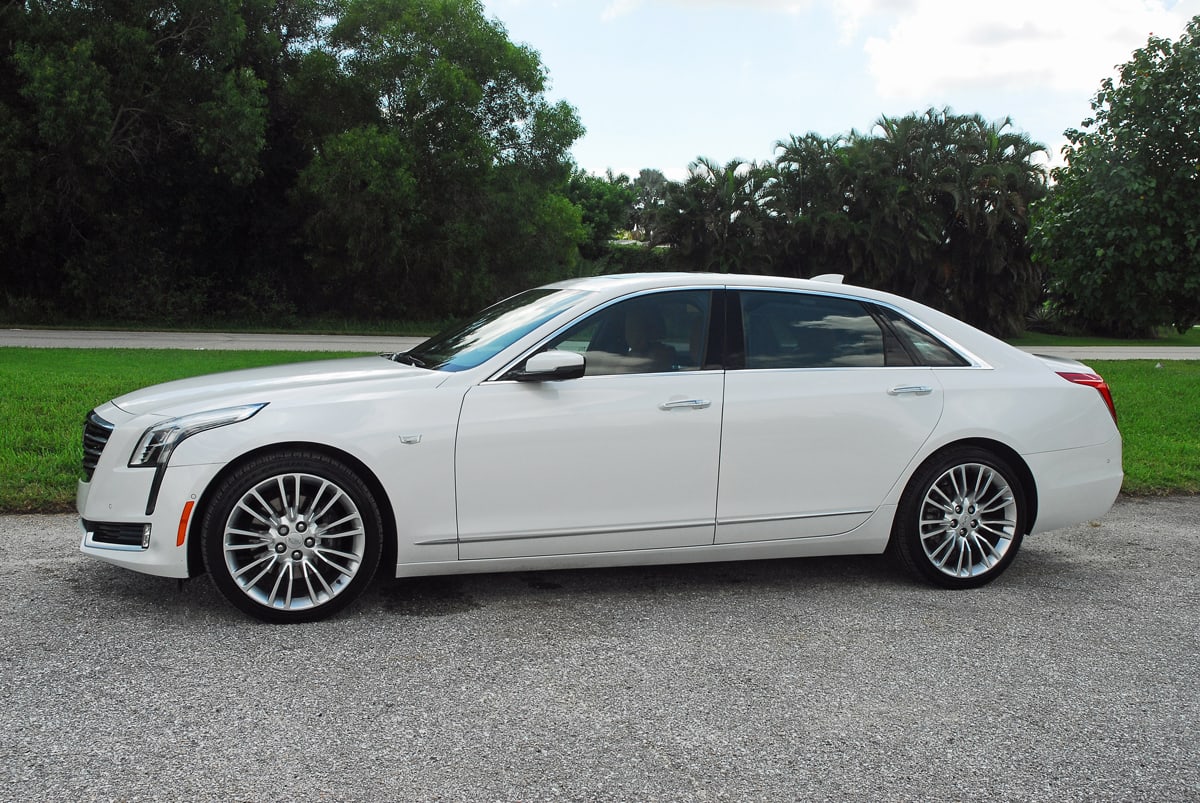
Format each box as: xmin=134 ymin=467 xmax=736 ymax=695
xmin=1 ymin=497 xmax=1197 ymax=802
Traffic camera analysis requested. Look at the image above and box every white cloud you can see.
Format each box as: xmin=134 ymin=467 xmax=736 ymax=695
xmin=601 ymin=0 xmax=642 ymax=21
xmin=602 ymin=0 xmax=810 ymax=21
xmin=832 ymin=0 xmax=917 ymax=41
xmin=832 ymin=0 xmax=1200 ymax=99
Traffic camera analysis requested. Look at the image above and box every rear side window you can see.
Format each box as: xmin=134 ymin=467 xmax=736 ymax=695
xmin=739 ymin=291 xmax=895 ymax=368
xmin=878 ymin=308 xmax=969 ymax=367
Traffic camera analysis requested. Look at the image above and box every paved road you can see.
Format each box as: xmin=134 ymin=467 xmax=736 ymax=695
xmin=1025 ymin=345 xmax=1200 ymax=360
xmin=1 ymin=497 xmax=1197 ymax=801
xmin=3 ymin=328 xmax=1199 ymax=359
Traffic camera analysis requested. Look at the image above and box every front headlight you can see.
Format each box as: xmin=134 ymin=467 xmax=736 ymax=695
xmin=129 ymin=404 xmax=267 ymax=468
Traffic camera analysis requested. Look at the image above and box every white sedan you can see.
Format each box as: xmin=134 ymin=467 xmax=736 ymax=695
xmin=77 ymin=273 xmax=1123 ymax=622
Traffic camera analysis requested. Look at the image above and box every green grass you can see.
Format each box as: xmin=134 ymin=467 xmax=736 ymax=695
xmin=0 ymin=349 xmax=1195 ymax=513
xmin=0 ymin=348 xmax=361 ymax=513
xmin=1092 ymin=360 xmax=1200 ymax=495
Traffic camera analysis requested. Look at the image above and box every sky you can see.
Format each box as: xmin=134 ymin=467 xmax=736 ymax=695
xmin=481 ymin=0 xmax=1200 ymax=180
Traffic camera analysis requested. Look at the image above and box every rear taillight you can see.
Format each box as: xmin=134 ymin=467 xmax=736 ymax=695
xmin=1057 ymin=371 xmax=1118 ymax=425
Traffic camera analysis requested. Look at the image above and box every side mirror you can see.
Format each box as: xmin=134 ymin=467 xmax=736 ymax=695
xmin=513 ymin=350 xmax=586 ymax=382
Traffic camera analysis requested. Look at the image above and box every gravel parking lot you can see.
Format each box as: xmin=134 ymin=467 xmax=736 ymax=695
xmin=1 ymin=497 xmax=1197 ymax=802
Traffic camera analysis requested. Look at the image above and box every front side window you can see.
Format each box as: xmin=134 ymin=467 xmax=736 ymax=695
xmin=739 ymin=291 xmax=897 ymax=369
xmin=543 ymin=290 xmax=712 ymax=376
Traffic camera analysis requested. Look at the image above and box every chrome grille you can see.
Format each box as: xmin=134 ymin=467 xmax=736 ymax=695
xmin=82 ymin=411 xmax=114 ymax=481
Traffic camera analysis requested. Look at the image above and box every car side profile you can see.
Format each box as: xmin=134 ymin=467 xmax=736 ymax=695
xmin=77 ymin=273 xmax=1123 ymax=622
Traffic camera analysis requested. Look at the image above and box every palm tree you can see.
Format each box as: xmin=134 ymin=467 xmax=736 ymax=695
xmin=665 ymin=110 xmax=1048 ymax=335
xmin=765 ymin=133 xmax=849 ymax=277
xmin=842 ymin=109 xmax=1047 ymax=336
xmin=658 ymin=157 xmax=770 ymax=273
xmin=933 ymin=113 xmax=1048 ymax=335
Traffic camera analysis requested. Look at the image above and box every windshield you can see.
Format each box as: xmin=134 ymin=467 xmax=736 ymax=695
xmin=404 ymin=288 xmax=590 ymax=372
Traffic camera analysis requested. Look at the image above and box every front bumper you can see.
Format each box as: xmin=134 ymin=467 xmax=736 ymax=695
xmin=77 ymin=461 xmax=216 ymax=579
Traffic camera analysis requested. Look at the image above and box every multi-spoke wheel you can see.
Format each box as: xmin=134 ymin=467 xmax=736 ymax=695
xmin=890 ymin=447 xmax=1027 ymax=589
xmin=201 ymin=450 xmax=383 ymax=622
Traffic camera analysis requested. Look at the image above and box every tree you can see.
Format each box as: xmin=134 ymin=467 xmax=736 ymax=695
xmin=657 ymin=157 xmax=770 ymax=273
xmin=761 ymin=132 xmax=852 ymax=278
xmin=0 ymin=0 xmax=351 ymax=321
xmin=927 ymin=114 xmax=1048 ymax=335
xmin=628 ymin=168 xmax=669 ymax=241
xmin=296 ymin=125 xmax=418 ymax=313
xmin=763 ymin=110 xmax=1046 ymax=336
xmin=301 ymin=0 xmax=586 ymax=315
xmin=0 ymin=0 xmax=585 ymax=323
xmin=1031 ymin=15 xmax=1200 ymax=336
xmin=566 ymin=169 xmax=635 ymax=258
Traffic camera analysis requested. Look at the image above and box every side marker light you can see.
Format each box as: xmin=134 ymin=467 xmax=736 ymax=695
xmin=177 ymin=501 xmax=196 ymax=548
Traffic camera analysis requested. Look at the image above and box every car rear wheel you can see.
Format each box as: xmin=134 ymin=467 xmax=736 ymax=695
xmin=201 ymin=450 xmax=382 ymax=623
xmin=890 ymin=447 xmax=1027 ymax=589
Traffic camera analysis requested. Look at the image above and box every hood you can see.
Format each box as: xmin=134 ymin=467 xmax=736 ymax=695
xmin=111 ymin=355 xmax=435 ymax=417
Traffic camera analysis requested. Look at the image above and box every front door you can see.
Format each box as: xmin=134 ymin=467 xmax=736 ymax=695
xmin=455 ymin=290 xmax=724 ymax=560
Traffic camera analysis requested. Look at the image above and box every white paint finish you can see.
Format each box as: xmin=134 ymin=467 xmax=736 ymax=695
xmin=1024 ymin=436 xmax=1124 ymax=534
xmin=930 ymin=364 xmax=1121 ymax=454
xmin=78 ymin=462 xmax=213 ymax=578
xmin=73 ymin=272 xmax=1125 ymax=595
xmin=715 ymin=367 xmax=942 ymax=543
xmin=714 ymin=512 xmax=874 ymax=544
xmin=85 ymin=376 xmax=470 ymax=571
xmin=455 ymin=372 xmax=725 ymax=558
xmin=110 ymin=356 xmax=430 ymax=417
xmin=172 ymin=385 xmax=466 ymax=565
xmin=395 ymin=506 xmax=899 ymax=578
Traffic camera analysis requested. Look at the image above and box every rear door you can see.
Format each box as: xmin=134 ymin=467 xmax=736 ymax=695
xmin=716 ymin=290 xmax=944 ymax=543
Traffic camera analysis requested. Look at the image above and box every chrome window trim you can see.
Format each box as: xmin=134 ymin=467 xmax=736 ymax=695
xmin=484 ymin=283 xmax=993 ymax=381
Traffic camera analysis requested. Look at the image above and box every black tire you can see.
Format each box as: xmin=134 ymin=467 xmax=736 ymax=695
xmin=201 ymin=449 xmax=383 ymax=623
xmin=890 ymin=446 xmax=1027 ymax=589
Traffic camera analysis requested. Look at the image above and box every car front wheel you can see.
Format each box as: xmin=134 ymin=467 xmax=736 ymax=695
xmin=201 ymin=450 xmax=383 ymax=623
xmin=890 ymin=447 xmax=1027 ymax=589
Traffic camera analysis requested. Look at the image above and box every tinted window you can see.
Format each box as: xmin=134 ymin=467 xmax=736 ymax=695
xmin=544 ymin=290 xmax=712 ymax=376
xmin=879 ymin=308 xmax=969 ymax=367
xmin=740 ymin=291 xmax=889 ymax=368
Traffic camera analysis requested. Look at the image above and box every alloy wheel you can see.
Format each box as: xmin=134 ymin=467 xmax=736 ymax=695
xmin=917 ymin=462 xmax=1018 ymax=579
xmin=221 ymin=471 xmax=368 ymax=612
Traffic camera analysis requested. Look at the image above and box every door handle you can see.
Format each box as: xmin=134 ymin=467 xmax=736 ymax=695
xmin=888 ymin=385 xmax=933 ymax=396
xmin=659 ymin=398 xmax=712 ymax=410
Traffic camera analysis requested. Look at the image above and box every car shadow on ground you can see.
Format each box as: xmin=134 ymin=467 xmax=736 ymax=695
xmin=62 ymin=552 xmax=900 ymax=623
xmin=366 ymin=553 xmax=906 ymax=618
xmin=70 ymin=541 xmax=1104 ymax=624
